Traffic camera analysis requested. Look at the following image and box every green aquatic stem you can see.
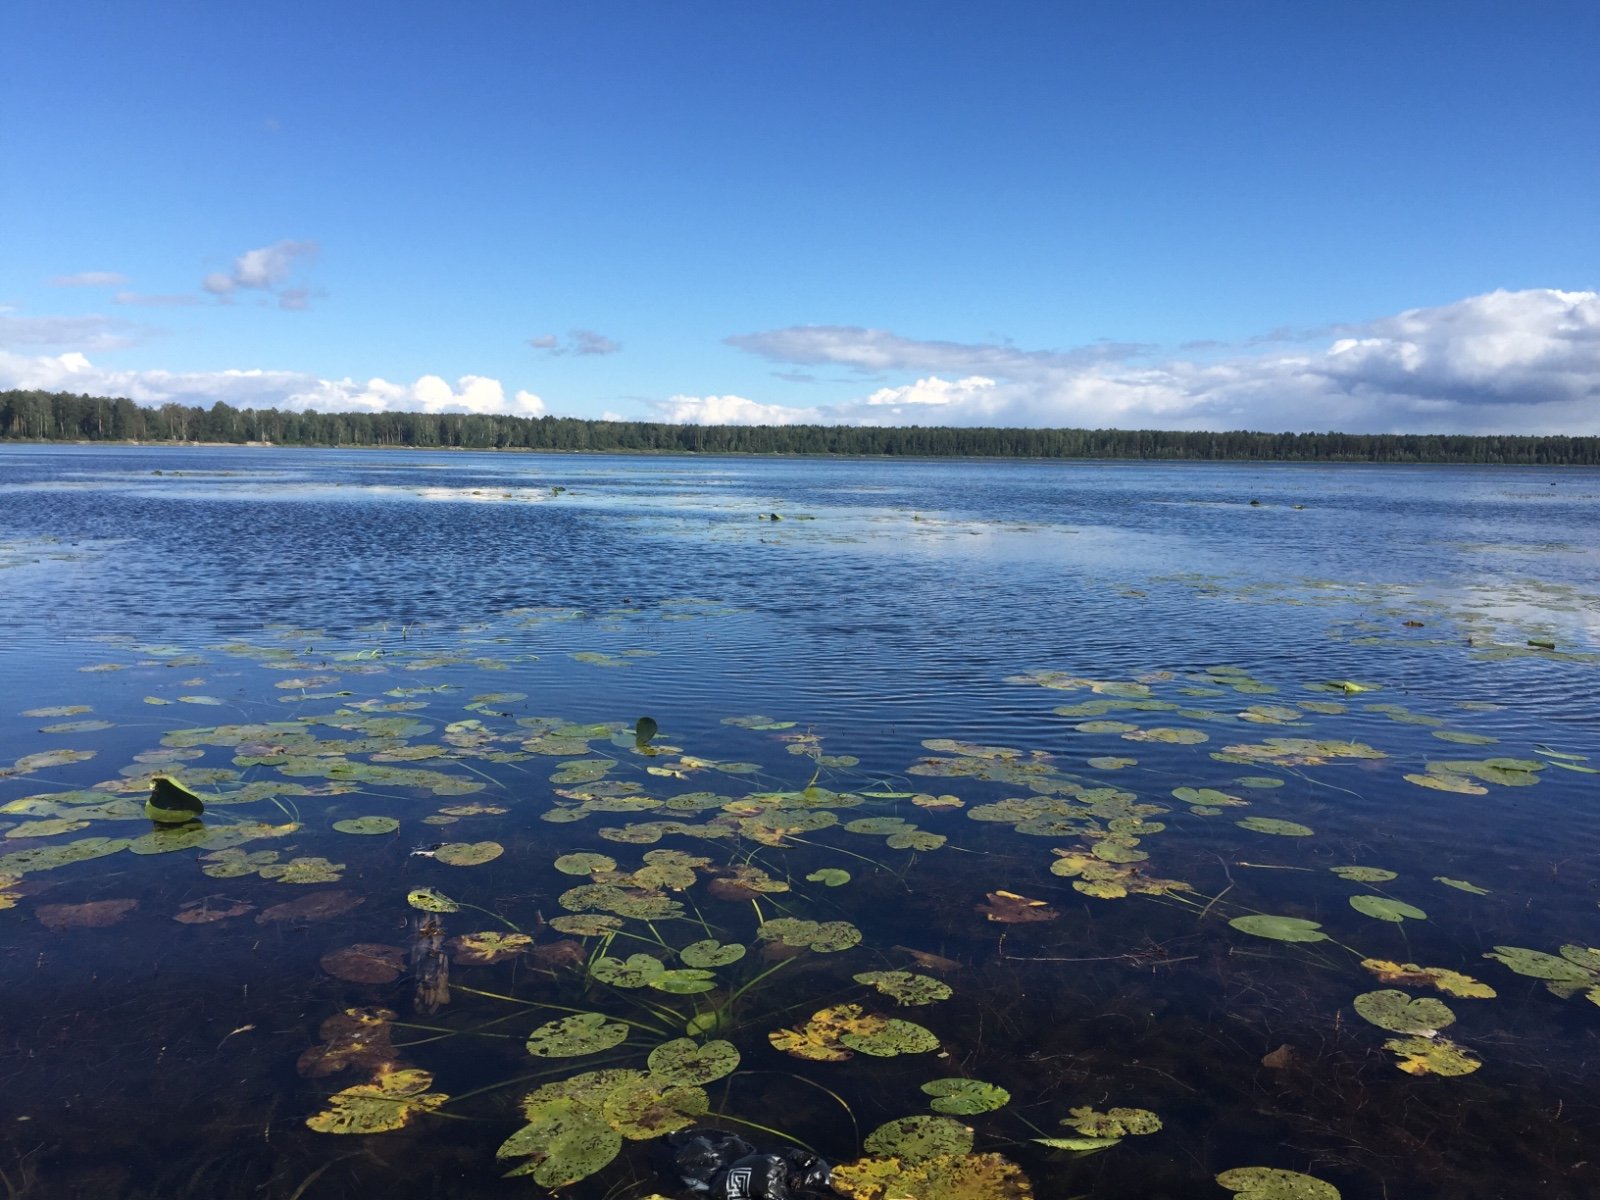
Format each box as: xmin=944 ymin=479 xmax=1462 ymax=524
xmin=449 ymin=983 xmax=672 ymax=1036
xmin=726 ymin=955 xmax=794 ymax=1009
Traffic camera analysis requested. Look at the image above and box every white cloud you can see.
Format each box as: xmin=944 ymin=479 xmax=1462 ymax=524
xmin=0 ymin=349 xmax=545 ymax=418
xmin=707 ymin=289 xmax=1600 ymax=434
xmin=528 ymin=328 xmax=623 ymax=356
xmin=0 ymin=312 xmax=145 ymax=351
xmin=203 ymin=240 xmax=319 ymax=307
xmin=49 ymin=271 xmax=130 ymax=288
xmin=658 ymin=394 xmax=824 ymax=426
xmin=113 ymin=291 xmax=202 ymax=308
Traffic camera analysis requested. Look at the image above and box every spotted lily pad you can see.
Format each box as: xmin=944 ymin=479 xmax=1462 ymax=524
xmin=831 ymin=1152 xmax=1032 ymax=1200
xmin=332 ymin=816 xmax=400 ymax=835
xmin=1434 ymin=876 xmax=1489 ymax=895
xmin=1236 ymin=817 xmax=1314 ymax=836
xmin=449 ymin=931 xmax=534 ymax=964
xmin=1383 ymin=1036 xmax=1482 ymax=1077
xmin=497 ymin=1097 xmax=623 ymax=1187
xmin=305 ymin=1065 xmax=448 ymax=1133
xmin=1352 ymin=990 xmax=1455 ymax=1035
xmin=591 ymin=953 xmax=667 ymax=988
xmin=554 ymin=851 xmax=619 ymax=875
xmin=679 ymin=939 xmax=746 ymax=968
xmin=1062 ymin=1106 xmax=1162 ymax=1137
xmin=406 ymin=887 xmax=461 ymax=913
xmin=320 ymin=943 xmax=407 ymax=983
xmin=1215 ymin=1165 xmax=1342 ymax=1199
xmin=1359 ymin=960 xmax=1496 ymax=999
xmin=853 ymin=970 xmax=952 ymax=1005
xmin=1330 ymin=866 xmax=1397 ymax=883
xmin=805 ymin=868 xmax=851 ymax=886
xmin=838 ymin=1016 xmax=939 ymax=1057
xmin=646 ymin=1037 xmax=740 ymax=1085
xmin=921 ymin=1078 xmax=1010 ymax=1115
xmin=758 ymin=917 xmax=862 ymax=953
xmin=862 ymin=1115 xmax=975 ymax=1162
xmin=526 ymin=1012 xmax=631 ymax=1058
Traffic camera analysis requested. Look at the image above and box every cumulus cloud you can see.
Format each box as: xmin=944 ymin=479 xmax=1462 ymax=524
xmin=203 ymin=240 xmax=319 ymax=308
xmin=691 ymin=290 xmax=1600 ymax=434
xmin=528 ymin=328 xmax=623 ymax=356
xmin=49 ymin=271 xmax=130 ymax=288
xmin=0 ymin=349 xmax=545 ymax=418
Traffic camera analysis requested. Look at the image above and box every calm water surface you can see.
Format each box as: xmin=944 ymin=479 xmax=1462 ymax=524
xmin=1 ymin=445 xmax=1598 ymax=1200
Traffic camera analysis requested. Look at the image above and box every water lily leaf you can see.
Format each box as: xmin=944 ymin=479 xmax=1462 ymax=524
xmin=680 ymin=939 xmax=746 ymax=968
xmin=806 ymin=867 xmax=851 ymax=886
xmin=173 ymin=897 xmax=254 ymax=924
xmin=1228 ymin=915 xmax=1328 ymax=943
xmin=1330 ymin=866 xmax=1397 ymax=883
xmin=854 ymin=970 xmax=953 ymax=1005
xmin=1384 ymin=1035 xmax=1482 ymax=1077
xmin=9 ymin=748 xmax=98 ymax=773
xmin=497 ymin=1098 xmax=623 ymax=1187
xmin=320 ymin=943 xmax=406 ymax=983
xmin=1236 ymin=817 xmax=1313 ymax=836
xmin=646 ymin=1037 xmax=740 ymax=1085
xmin=306 ymin=1065 xmax=447 ymax=1134
xmin=1172 ymin=786 xmax=1247 ymax=807
xmin=832 ymin=1152 xmax=1031 ymax=1200
xmin=6 ymin=817 xmax=92 ymax=839
xmin=1122 ymin=726 xmax=1208 ymax=744
xmin=1359 ymin=960 xmax=1496 ymax=999
xmin=449 ymin=931 xmax=534 ymax=964
xmin=921 ymin=1078 xmax=1010 ymax=1115
xmin=1484 ymin=945 xmax=1595 ymax=983
xmin=36 ymin=898 xmax=137 ymax=931
xmin=554 ymin=851 xmax=617 ymax=875
xmin=549 ymin=913 xmax=623 ymax=937
xmin=297 ymin=1006 xmax=399 ymax=1078
xmin=1434 ymin=876 xmax=1489 ymax=895
xmin=591 ymin=953 xmax=667 ymax=988
xmin=759 ymin=917 xmax=862 ymax=952
xmin=1352 ymin=990 xmax=1456 ymax=1035
xmin=434 ymin=841 xmax=503 ymax=866
xmin=406 ymin=887 xmax=461 ymax=913
xmin=1349 ymin=896 xmax=1426 ymax=922
xmin=1032 ymin=1136 xmax=1122 ymax=1152
xmin=145 ymin=775 xmax=205 ymax=824
xmin=526 ymin=1012 xmax=631 ymax=1058
xmin=1235 ymin=776 xmax=1285 ymax=789
xmin=1063 ymin=1106 xmax=1161 ymax=1137
xmin=257 ymin=890 xmax=363 ymax=923
xmin=769 ymin=1004 xmax=885 ymax=1062
xmin=862 ymin=1115 xmax=974 ymax=1162
xmin=1216 ymin=1165 xmax=1342 ymax=1199
xmin=635 ymin=716 xmax=658 ymax=749
xmin=976 ymin=890 xmax=1059 ymax=924
xmin=332 ymin=816 xmax=400 ymax=835
xmin=839 ymin=1017 xmax=940 ymax=1057
xmin=650 ymin=968 xmax=718 ymax=994
xmin=1403 ymin=772 xmax=1487 ymax=795
xmin=599 ymin=1078 xmax=709 ymax=1139
xmin=260 ymin=855 xmax=345 ymax=884
xmin=887 ymin=828 xmax=948 ymax=851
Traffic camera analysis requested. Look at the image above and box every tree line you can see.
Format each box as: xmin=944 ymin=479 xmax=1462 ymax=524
xmin=3 ymin=388 xmax=1597 ymax=464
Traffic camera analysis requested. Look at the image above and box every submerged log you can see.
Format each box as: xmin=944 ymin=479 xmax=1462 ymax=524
xmin=411 ymin=913 xmax=450 ymax=1015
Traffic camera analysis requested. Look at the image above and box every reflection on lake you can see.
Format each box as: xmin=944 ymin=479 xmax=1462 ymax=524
xmin=1 ymin=445 xmax=1597 ymax=1200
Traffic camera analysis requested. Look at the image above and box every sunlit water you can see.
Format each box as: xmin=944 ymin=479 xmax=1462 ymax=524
xmin=1 ymin=445 xmax=1598 ymax=1200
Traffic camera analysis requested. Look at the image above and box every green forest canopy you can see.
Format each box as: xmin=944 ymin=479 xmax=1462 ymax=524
xmin=4 ymin=388 xmax=1597 ymax=464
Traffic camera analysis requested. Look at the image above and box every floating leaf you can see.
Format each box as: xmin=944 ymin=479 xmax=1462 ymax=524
xmin=1236 ymin=817 xmax=1314 ymax=837
xmin=976 ymin=890 xmax=1059 ymax=924
xmin=1484 ymin=945 xmax=1595 ymax=983
xmin=526 ymin=1012 xmax=631 ymax=1058
xmin=1349 ymin=896 xmax=1426 ymax=923
xmin=758 ymin=917 xmax=862 ymax=952
xmin=260 ymin=855 xmax=345 ymax=884
xmin=320 ymin=944 xmax=406 ymax=984
xmin=1062 ymin=1106 xmax=1162 ymax=1137
xmin=1330 ymin=866 xmax=1397 ymax=883
xmin=921 ymin=1078 xmax=1010 ymax=1115
xmin=679 ymin=939 xmax=746 ymax=968
xmin=434 ymin=841 xmax=503 ymax=866
xmin=839 ymin=1017 xmax=940 ymax=1057
xmin=1216 ymin=1165 xmax=1342 ymax=1199
xmin=863 ymin=1115 xmax=975 ymax=1162
xmin=554 ymin=851 xmax=617 ymax=875
xmin=1384 ymin=1036 xmax=1482 ymax=1077
xmin=332 ymin=816 xmax=400 ymax=835
xmin=406 ymin=887 xmax=461 ymax=913
xmin=145 ymin=775 xmax=204 ymax=824
xmin=590 ymin=953 xmax=667 ymax=988
xmin=646 ymin=1037 xmax=740 ymax=1085
xmin=650 ymin=968 xmax=718 ymax=994
xmin=854 ymin=969 xmax=952 ymax=1005
xmin=549 ymin=914 xmax=623 ymax=937
xmin=1403 ymin=773 xmax=1487 ymax=795
xmin=599 ymin=1076 xmax=709 ymax=1138
xmin=449 ymin=931 xmax=534 ymax=964
xmin=832 ymin=1152 xmax=1032 ymax=1200
xmin=806 ymin=867 xmax=851 ymax=886
xmin=306 ymin=1065 xmax=447 ymax=1134
xmin=1352 ymin=990 xmax=1456 ymax=1035
xmin=257 ymin=890 xmax=363 ymax=923
xmin=1359 ymin=960 xmax=1496 ymax=999
xmin=1228 ymin=915 xmax=1328 ymax=943
xmin=1434 ymin=876 xmax=1489 ymax=895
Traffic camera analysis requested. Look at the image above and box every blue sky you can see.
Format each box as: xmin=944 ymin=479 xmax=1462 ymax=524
xmin=3 ymin=1 xmax=1598 ymax=433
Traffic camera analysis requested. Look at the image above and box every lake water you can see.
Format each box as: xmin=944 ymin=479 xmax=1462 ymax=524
xmin=2 ymin=444 xmax=1598 ymax=1200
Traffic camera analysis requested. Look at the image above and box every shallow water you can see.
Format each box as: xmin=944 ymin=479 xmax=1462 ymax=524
xmin=1 ymin=445 xmax=1598 ymax=1199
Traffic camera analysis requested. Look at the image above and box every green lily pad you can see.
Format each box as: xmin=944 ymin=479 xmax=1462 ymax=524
xmin=1216 ymin=1165 xmax=1342 ymax=1199
xmin=853 ymin=970 xmax=953 ymax=1005
xmin=406 ymin=887 xmax=461 ymax=913
xmin=1063 ymin=1106 xmax=1162 ymax=1137
xmin=554 ymin=851 xmax=618 ymax=875
xmin=1352 ymin=990 xmax=1456 ymax=1034
xmin=332 ymin=816 xmax=400 ymax=835
xmin=759 ymin=917 xmax=862 ymax=953
xmin=838 ymin=1017 xmax=939 ymax=1056
xmin=526 ymin=1012 xmax=631 ymax=1058
xmin=145 ymin=775 xmax=205 ymax=824
xmin=1434 ymin=876 xmax=1489 ymax=895
xmin=1384 ymin=1035 xmax=1482 ymax=1077
xmin=1228 ymin=915 xmax=1328 ymax=943
xmin=1349 ymin=896 xmax=1426 ymax=922
xmin=434 ymin=840 xmax=504 ymax=866
xmin=548 ymin=914 xmax=623 ymax=937
xmin=497 ymin=1097 xmax=622 ymax=1188
xmin=1329 ymin=866 xmax=1397 ymax=883
xmin=259 ymin=855 xmax=345 ymax=884
xmin=1236 ymin=817 xmax=1314 ymax=836
xmin=599 ymin=1078 xmax=708 ymax=1139
xmin=649 ymin=968 xmax=718 ymax=994
xmin=862 ymin=1115 xmax=974 ymax=1163
xmin=590 ymin=953 xmax=666 ymax=988
xmin=679 ymin=939 xmax=746 ymax=968
xmin=921 ymin=1077 xmax=1010 ymax=1115
xmin=1484 ymin=945 xmax=1596 ymax=983
xmin=805 ymin=868 xmax=851 ymax=886
xmin=646 ymin=1038 xmax=740 ymax=1085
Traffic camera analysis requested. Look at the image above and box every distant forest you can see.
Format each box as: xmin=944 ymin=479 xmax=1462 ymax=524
xmin=3 ymin=388 xmax=1598 ymax=464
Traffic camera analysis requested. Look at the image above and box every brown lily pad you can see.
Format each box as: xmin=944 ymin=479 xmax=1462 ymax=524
xmin=36 ymin=898 xmax=138 ymax=931
xmin=173 ymin=897 xmax=255 ymax=924
xmin=976 ymin=890 xmax=1059 ymax=924
xmin=321 ymin=943 xmax=408 ymax=984
xmin=296 ymin=1006 xmax=399 ymax=1078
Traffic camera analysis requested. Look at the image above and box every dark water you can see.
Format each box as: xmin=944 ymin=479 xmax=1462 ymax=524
xmin=1 ymin=445 xmax=1598 ymax=1200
